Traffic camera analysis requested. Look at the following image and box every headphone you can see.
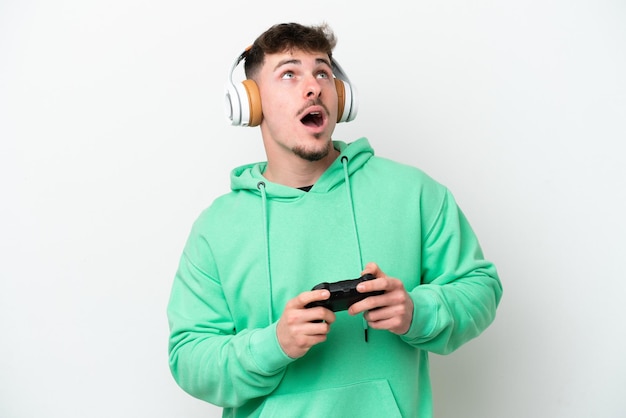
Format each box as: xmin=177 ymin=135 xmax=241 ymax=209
xmin=224 ymin=48 xmax=358 ymax=127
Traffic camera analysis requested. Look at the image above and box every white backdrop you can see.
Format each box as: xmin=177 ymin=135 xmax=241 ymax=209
xmin=1 ymin=1 xmax=625 ymax=417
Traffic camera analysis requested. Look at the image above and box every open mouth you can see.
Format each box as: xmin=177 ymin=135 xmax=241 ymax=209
xmin=300 ymin=111 xmax=324 ymax=128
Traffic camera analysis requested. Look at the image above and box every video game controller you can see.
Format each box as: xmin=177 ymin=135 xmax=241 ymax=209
xmin=305 ymin=273 xmax=384 ymax=312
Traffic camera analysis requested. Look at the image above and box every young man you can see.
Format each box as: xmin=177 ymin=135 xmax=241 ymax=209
xmin=167 ymin=22 xmax=502 ymax=417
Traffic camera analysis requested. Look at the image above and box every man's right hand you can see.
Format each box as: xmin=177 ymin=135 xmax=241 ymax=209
xmin=276 ymin=289 xmax=336 ymax=359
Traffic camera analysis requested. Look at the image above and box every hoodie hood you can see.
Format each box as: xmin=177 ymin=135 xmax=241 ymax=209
xmin=230 ymin=138 xmax=374 ymax=198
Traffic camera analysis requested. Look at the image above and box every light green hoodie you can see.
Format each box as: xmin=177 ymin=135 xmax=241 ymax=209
xmin=167 ymin=138 xmax=502 ymax=417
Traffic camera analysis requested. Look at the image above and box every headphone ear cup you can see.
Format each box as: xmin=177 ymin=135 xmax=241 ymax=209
xmin=225 ymin=82 xmax=242 ymax=126
xmin=335 ymin=77 xmax=357 ymax=123
xmin=335 ymin=79 xmax=346 ymax=123
xmin=332 ymin=57 xmax=358 ymax=123
xmin=242 ymin=79 xmax=263 ymax=127
xmin=225 ymin=80 xmax=263 ymax=127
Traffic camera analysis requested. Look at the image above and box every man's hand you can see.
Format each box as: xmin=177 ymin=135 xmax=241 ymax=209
xmin=348 ymin=262 xmax=414 ymax=335
xmin=276 ymin=289 xmax=336 ymax=359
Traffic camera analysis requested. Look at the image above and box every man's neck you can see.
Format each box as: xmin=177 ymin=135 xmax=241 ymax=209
xmin=263 ymin=147 xmax=340 ymax=188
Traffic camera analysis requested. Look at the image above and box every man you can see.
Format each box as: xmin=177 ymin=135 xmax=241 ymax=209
xmin=167 ymin=22 xmax=502 ymax=417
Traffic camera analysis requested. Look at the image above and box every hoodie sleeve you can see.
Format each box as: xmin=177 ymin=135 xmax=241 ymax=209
xmin=401 ymin=189 xmax=503 ymax=355
xmin=167 ymin=232 xmax=295 ymax=408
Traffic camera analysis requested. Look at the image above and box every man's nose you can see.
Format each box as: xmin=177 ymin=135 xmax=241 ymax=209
xmin=304 ymin=76 xmax=321 ymax=98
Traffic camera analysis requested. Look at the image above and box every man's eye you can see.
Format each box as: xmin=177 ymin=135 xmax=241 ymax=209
xmin=281 ymin=71 xmax=295 ymax=79
xmin=317 ymin=71 xmax=330 ymax=79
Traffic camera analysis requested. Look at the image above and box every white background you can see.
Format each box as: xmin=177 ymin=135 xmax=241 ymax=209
xmin=1 ymin=1 xmax=625 ymax=417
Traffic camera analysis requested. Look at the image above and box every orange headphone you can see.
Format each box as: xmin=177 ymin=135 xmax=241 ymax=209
xmin=224 ymin=48 xmax=358 ymax=127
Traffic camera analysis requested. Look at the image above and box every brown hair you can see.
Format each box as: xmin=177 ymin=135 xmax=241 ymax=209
xmin=244 ymin=22 xmax=337 ymax=79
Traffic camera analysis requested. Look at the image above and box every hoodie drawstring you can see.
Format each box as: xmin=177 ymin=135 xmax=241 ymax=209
xmin=341 ymin=156 xmax=364 ymax=270
xmin=257 ymin=181 xmax=274 ymax=325
xmin=341 ymin=156 xmax=370 ymax=342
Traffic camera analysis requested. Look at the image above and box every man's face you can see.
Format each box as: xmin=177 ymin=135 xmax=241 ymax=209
xmin=255 ymin=49 xmax=339 ymax=162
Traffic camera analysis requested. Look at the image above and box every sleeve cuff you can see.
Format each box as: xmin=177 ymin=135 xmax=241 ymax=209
xmin=248 ymin=321 xmax=295 ymax=374
xmin=401 ymin=287 xmax=440 ymax=343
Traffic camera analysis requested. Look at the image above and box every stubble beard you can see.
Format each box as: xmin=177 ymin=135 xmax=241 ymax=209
xmin=292 ymin=136 xmax=333 ymax=162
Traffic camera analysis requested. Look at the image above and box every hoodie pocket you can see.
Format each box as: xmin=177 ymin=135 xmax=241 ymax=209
xmin=258 ymin=379 xmax=403 ymax=418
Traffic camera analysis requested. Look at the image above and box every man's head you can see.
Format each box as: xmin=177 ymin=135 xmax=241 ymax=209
xmin=242 ymin=22 xmax=343 ymax=165
xmin=225 ymin=22 xmax=356 ymax=129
